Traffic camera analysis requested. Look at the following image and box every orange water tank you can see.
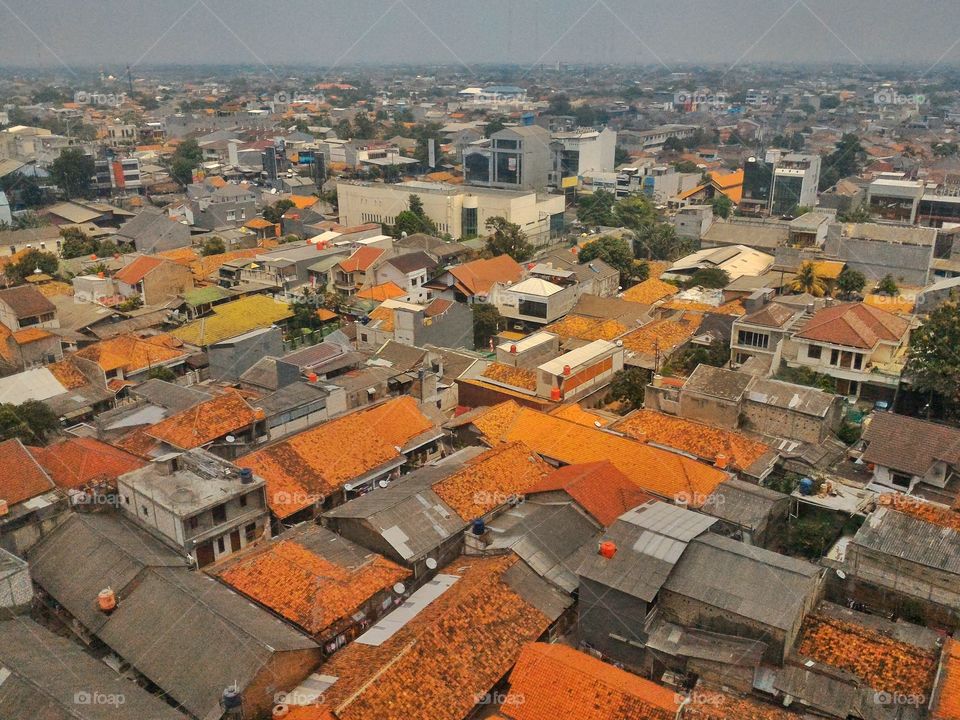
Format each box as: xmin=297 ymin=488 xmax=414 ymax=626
xmin=0 ymin=499 xmax=8 ymax=517
xmin=98 ymin=588 xmax=117 ymax=613
xmin=510 ymin=344 xmax=517 ymax=354
xmin=550 ymin=387 xmax=561 ymax=401
xmin=563 ymin=365 xmax=571 ymax=376
xmin=307 ymin=372 xmax=319 ymax=383
xmin=714 ymin=453 xmax=729 ymax=469
xmin=599 ymin=541 xmax=617 ymax=559
xmin=273 ymin=705 xmax=290 ymax=719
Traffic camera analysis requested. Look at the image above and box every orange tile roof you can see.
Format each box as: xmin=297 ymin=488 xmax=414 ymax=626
xmin=621 ymin=278 xmax=678 ymax=305
xmin=244 ymin=218 xmax=276 ymax=230
xmin=114 ymin=255 xmax=164 ymax=285
xmin=47 ymin=359 xmax=88 ymax=389
xmin=283 ymin=708 xmax=337 ymax=720
xmin=525 ymin=461 xmax=652 ymax=526
xmin=797 ymin=302 xmax=909 ymax=349
xmin=238 ymin=397 xmax=435 ymax=518
xmin=615 ymin=410 xmax=770 ymax=471
xmin=367 ymin=304 xmax=395 ymax=332
xmin=28 ymin=437 xmax=144 ymax=490
xmin=339 ymin=246 xmax=384 ymax=273
xmin=357 ymin=282 xmax=405 ymax=302
xmin=797 ymin=613 xmax=937 ymax=696
xmin=433 ymin=442 xmax=550 ymax=519
xmin=316 ymin=308 xmax=338 ymax=322
xmin=864 ymin=292 xmax=916 ymax=315
xmin=12 ymin=327 xmax=53 ymax=344
xmin=156 ymin=246 xmax=201 ymax=264
xmin=448 ymin=255 xmax=523 ymax=296
xmin=145 ymin=393 xmax=261 ymax=450
xmin=111 ymin=428 xmax=160 ymax=459
xmin=472 ymin=404 xmax=727 ymax=505
xmin=548 ymin=403 xmax=610 ymax=428
xmin=933 ymin=638 xmax=960 ymax=720
xmin=217 ymin=535 xmax=409 ymax=637
xmin=75 ymin=333 xmax=187 ymax=374
xmin=878 ymin=493 xmax=960 ymax=531
xmin=545 ymin=314 xmax=628 ymax=342
xmin=661 ymin=299 xmax=746 ymax=316
xmin=620 ymin=313 xmax=702 ymax=358
xmin=0 ymin=438 xmax=53 ymax=506
xmin=501 ymin=642 xmax=681 ymax=720
xmin=189 ymin=248 xmax=260 ymax=280
xmin=480 ymin=362 xmax=537 ymax=391
xmin=682 ymin=689 xmax=798 ymax=720
xmin=319 ymin=556 xmax=552 ymax=720
xmin=289 ymin=195 xmax=319 ymax=210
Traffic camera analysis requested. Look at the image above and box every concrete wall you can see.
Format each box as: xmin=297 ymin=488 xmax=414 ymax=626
xmin=208 ymin=327 xmax=285 ymax=382
xmin=678 ymin=391 xmax=741 ymax=429
xmin=577 ymin=577 xmax=650 ymax=671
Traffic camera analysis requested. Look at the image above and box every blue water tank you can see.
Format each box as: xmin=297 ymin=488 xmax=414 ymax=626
xmin=471 ymin=519 xmax=485 ymax=535
xmin=799 ymin=477 xmax=814 ymax=496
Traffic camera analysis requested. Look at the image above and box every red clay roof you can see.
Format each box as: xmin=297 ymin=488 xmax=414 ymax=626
xmin=28 ymin=437 xmax=144 ymax=490
xmin=114 ymin=256 xmax=164 ymax=285
xmin=501 ymin=642 xmax=681 ymax=720
xmin=525 ymin=461 xmax=653 ymax=526
xmin=448 ymin=255 xmax=523 ymax=296
xmin=933 ymin=638 xmax=960 ymax=720
xmin=75 ymin=333 xmax=187 ymax=374
xmin=145 ymin=392 xmax=262 ymax=450
xmin=357 ymin=282 xmax=405 ymax=301
xmin=318 ymin=556 xmax=552 ymax=720
xmin=0 ymin=438 xmax=54 ymax=506
xmin=237 ymin=397 xmax=435 ymax=518
xmin=797 ymin=302 xmax=909 ymax=349
xmin=338 ymin=246 xmax=384 ymax=273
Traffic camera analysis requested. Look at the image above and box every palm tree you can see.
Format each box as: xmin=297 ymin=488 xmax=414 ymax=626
xmin=789 ymin=261 xmax=827 ymax=297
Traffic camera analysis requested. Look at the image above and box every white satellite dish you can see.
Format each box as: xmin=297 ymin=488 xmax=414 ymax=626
xmin=378 ymin=480 xmax=389 ymax=488
xmin=225 ymin=435 xmax=235 ymax=443
xmin=836 ymin=569 xmax=846 ymax=579
xmin=393 ymin=582 xmax=406 ymax=594
xmin=425 ymin=558 xmax=438 ymax=570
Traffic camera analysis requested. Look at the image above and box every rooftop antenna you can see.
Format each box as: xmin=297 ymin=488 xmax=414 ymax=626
xmin=126 ymin=64 xmax=134 ymax=95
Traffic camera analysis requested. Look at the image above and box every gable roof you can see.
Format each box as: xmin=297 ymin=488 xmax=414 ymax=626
xmin=113 ymin=255 xmax=165 ymax=285
xmin=0 ymin=285 xmax=56 ymax=318
xmin=75 ymin=333 xmax=187 ymax=374
xmin=525 ymin=461 xmax=653 ymax=526
xmin=357 ymin=281 xmax=406 ymax=301
xmin=862 ymin=412 xmax=960 ymax=477
xmin=740 ymin=302 xmax=798 ymax=328
xmin=172 ymin=295 xmax=293 ymax=346
xmin=318 ymin=556 xmax=562 ymax=720
xmin=28 ymin=437 xmax=144 ymax=490
xmin=472 ymin=404 xmax=728 ymax=504
xmin=796 ymin=302 xmax=909 ymax=349
xmin=238 ymin=397 xmax=438 ymax=518
xmin=216 ymin=524 xmax=409 ymax=637
xmin=0 ymin=437 xmax=54 ymax=506
xmin=145 ymin=392 xmax=262 ymax=450
xmin=385 ymin=250 xmax=437 ymax=274
xmin=501 ymin=642 xmax=681 ymax=720
xmin=447 ymin=255 xmax=522 ymax=296
xmin=338 ymin=246 xmax=385 ymax=273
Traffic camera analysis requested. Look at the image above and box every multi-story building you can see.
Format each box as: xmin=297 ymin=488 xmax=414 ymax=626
xmin=337 ymin=180 xmax=565 ymax=244
xmin=769 ymin=152 xmax=821 ymax=215
xmin=463 ymin=126 xmax=554 ymax=191
xmin=116 ymin=449 xmax=271 ymax=568
xmin=866 ymin=175 xmax=924 ymax=223
xmin=550 ymin=127 xmax=617 ymax=185
xmin=94 ymin=155 xmax=142 ymax=195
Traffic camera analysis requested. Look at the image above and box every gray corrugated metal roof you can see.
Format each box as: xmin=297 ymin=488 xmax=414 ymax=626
xmin=703 ymin=478 xmax=788 ymax=532
xmin=852 ymin=506 xmax=960 ymax=575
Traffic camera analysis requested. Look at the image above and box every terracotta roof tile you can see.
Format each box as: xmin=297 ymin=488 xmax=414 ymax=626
xmin=682 ymin=689 xmax=798 ymax=720
xmin=188 ymin=248 xmax=260 ymax=281
xmin=877 ymin=493 xmax=960 ymax=531
xmin=500 ymin=642 xmax=680 ymax=720
xmin=797 ymin=613 xmax=937 ymax=696
xmin=338 ymin=247 xmax=384 ymax=273
xmin=357 ymin=282 xmax=405 ymax=302
xmin=661 ymin=299 xmax=746 ymax=316
xmin=12 ymin=327 xmax=53 ymax=344
xmin=545 ymin=314 xmax=628 ymax=342
xmin=367 ymin=305 xmax=395 ymax=332
xmin=111 ymin=428 xmax=160 ymax=459
xmin=114 ymin=255 xmax=164 ymax=285
xmin=75 ymin=333 xmax=187 ymax=373
xmin=217 ymin=534 xmax=409 ymax=637
xmin=615 ymin=410 xmax=770 ymax=472
xmin=319 ymin=556 xmax=551 ymax=720
xmin=525 ymin=461 xmax=652 ymax=526
xmin=145 ymin=392 xmax=261 ymax=450
xmin=433 ymin=442 xmax=550 ymax=519
xmin=933 ymin=638 xmax=960 ymax=719
xmin=47 ymin=359 xmax=88 ymax=390
xmin=0 ymin=438 xmax=54 ymax=505
xmin=28 ymin=437 xmax=144 ymax=490
xmin=238 ymin=397 xmax=435 ymax=518
xmin=547 ymin=403 xmax=610 ymax=428
xmin=481 ymin=362 xmax=537 ymax=391
xmin=448 ymin=255 xmax=523 ymax=296
xmin=797 ymin=302 xmax=909 ymax=349
xmin=621 ymin=278 xmax=678 ymax=305
xmin=620 ymin=313 xmax=702 ymax=358
xmin=472 ymin=405 xmax=727 ymax=505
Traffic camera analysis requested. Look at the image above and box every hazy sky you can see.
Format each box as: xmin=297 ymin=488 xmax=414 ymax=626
xmin=1 ymin=0 xmax=959 ymax=74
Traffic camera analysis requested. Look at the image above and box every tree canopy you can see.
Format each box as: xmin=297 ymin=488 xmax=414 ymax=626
xmin=50 ymin=148 xmax=94 ymax=199
xmin=577 ymin=190 xmax=616 ymax=227
xmin=578 ymin=235 xmax=640 ymax=284
xmin=906 ymin=303 xmax=960 ymax=415
xmin=836 ymin=266 xmax=866 ymax=298
xmin=6 ymin=249 xmax=59 ymax=284
xmin=789 ymin=261 xmax=827 ymax=297
xmin=485 ymin=216 xmax=533 ymax=262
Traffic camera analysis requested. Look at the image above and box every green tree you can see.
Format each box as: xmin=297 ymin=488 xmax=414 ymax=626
xmin=485 ymin=216 xmax=533 ymax=262
xmin=711 ymin=195 xmax=733 ymax=219
xmin=789 ymin=261 xmax=827 ymax=297
xmin=6 ymin=249 xmax=58 ymax=284
xmin=673 ymin=160 xmax=699 ymax=173
xmin=169 ymin=138 xmax=202 ymax=186
xmin=262 ymin=198 xmax=295 ymax=224
xmin=662 ymin=136 xmax=685 ymax=153
xmin=614 ymin=146 xmax=631 ymax=166
xmin=0 ymin=400 xmax=59 ymax=443
xmin=608 ymin=368 xmax=649 ymax=412
xmin=484 ymin=117 xmax=507 ymax=136
xmin=906 ymin=303 xmax=960 ymax=414
xmin=632 ymin=222 xmax=691 ymax=261
xmin=613 ymin=194 xmax=656 ymax=231
xmin=836 ymin=266 xmax=866 ymax=299
xmin=471 ymin=302 xmax=502 ymax=350
xmin=578 ymin=235 xmax=639 ymax=284
xmin=392 ymin=194 xmax=437 ymax=236
xmin=200 ymin=236 xmax=226 ymax=256
xmin=837 ymin=202 xmax=872 ymax=223
xmin=688 ymin=267 xmax=730 ymax=289
xmin=147 ymin=366 xmax=177 ymax=382
xmin=59 ymin=227 xmax=97 ymax=259
xmin=95 ymin=239 xmax=119 ymax=257
xmin=548 ymin=94 xmax=572 ymax=115
xmin=819 ymin=133 xmax=866 ymax=191
xmin=50 ymin=148 xmax=94 ymax=199
xmin=877 ymin=274 xmax=899 ymax=296
xmin=354 ymin=111 xmax=376 ymax=139
xmin=577 ymin=190 xmax=617 ymax=226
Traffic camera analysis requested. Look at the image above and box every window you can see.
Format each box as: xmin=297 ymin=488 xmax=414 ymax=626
xmin=830 ymin=348 xmax=840 ymax=366
xmin=124 ymin=495 xmax=130 ymax=505
xmin=141 ymin=505 xmax=149 ymax=516
xmin=239 ymin=494 xmax=248 ymax=508
xmin=518 ymin=298 xmax=547 ymax=319
xmin=360 ymin=333 xmax=368 ymax=343
xmin=212 ymin=504 xmax=227 ymax=523
xmin=853 ymin=353 xmax=863 ymax=370
xmin=807 ymin=344 xmax=822 ymax=360
xmin=188 ymin=516 xmax=198 ymax=530
xmin=217 ymin=537 xmax=226 ymax=553
xmin=891 ymin=472 xmax=912 ymax=489
xmin=737 ymin=330 xmax=769 ymax=349
xmin=245 ymin=523 xmax=257 ymax=542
